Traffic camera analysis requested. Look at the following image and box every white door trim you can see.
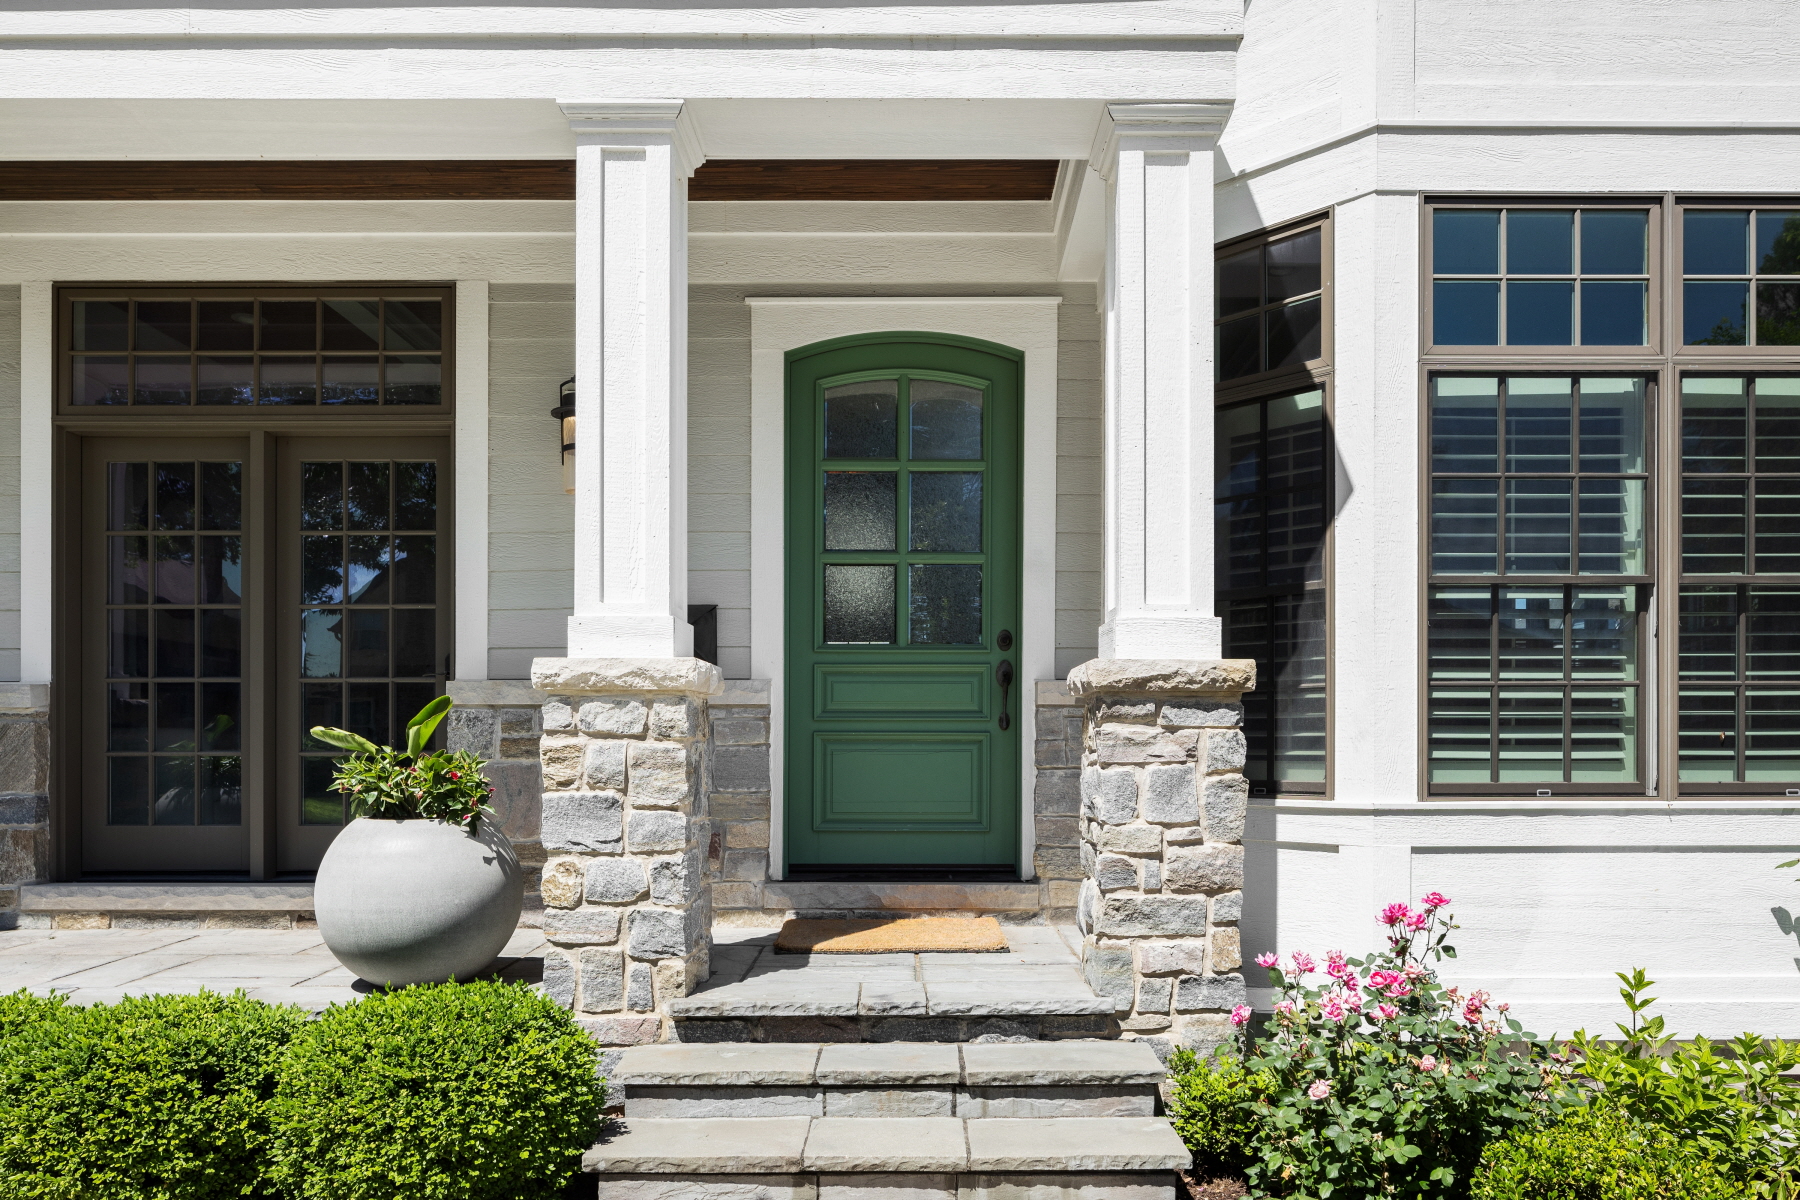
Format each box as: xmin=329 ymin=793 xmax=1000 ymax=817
xmin=746 ymin=295 xmax=1061 ymax=881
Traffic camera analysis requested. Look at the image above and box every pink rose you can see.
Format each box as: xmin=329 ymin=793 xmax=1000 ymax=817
xmin=1420 ymin=892 xmax=1450 ymax=909
xmin=1375 ymin=1003 xmax=1399 ymax=1020
xmin=1255 ymin=952 xmax=1281 ymax=968
xmin=1307 ymin=1080 xmax=1331 ymax=1101
xmin=1320 ymin=994 xmax=1347 ymax=1022
xmin=1380 ymin=903 xmax=1412 ymax=927
xmin=1418 ymin=1055 xmax=1437 ymax=1072
xmin=1404 ymin=911 xmax=1429 ymax=931
xmin=1274 ymin=1000 xmax=1296 ymax=1016
xmin=1290 ymin=952 xmax=1317 ymax=974
xmin=1367 ymin=969 xmax=1399 ymax=988
xmin=1385 ymin=982 xmax=1413 ymax=1000
xmin=1230 ymin=1004 xmax=1252 ymax=1026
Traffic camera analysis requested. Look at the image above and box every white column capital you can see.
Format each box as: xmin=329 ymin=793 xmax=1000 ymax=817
xmin=557 ymin=98 xmax=705 ymax=177
xmin=1088 ymin=101 xmax=1232 ymax=180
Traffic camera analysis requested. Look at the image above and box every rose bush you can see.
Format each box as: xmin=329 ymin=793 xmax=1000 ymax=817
xmin=1232 ymin=894 xmax=1573 ymax=1199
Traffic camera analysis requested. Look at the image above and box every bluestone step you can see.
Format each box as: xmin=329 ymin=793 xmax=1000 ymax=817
xmin=585 ymin=1116 xmax=1192 ymax=1174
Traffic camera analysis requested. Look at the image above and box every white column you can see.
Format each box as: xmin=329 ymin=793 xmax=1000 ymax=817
xmin=1089 ymin=103 xmax=1232 ymax=661
xmin=558 ymin=100 xmax=704 ymax=658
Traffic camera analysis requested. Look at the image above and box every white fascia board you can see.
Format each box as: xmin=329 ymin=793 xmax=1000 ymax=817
xmin=0 ymin=1 xmax=1244 ymax=38
xmin=0 ymin=98 xmax=1115 ymax=161
xmin=0 ymin=43 xmax=1237 ymax=102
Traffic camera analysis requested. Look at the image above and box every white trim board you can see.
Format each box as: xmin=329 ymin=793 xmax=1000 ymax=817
xmin=453 ymin=280 xmax=491 ymax=683
xmin=18 ymin=282 xmax=52 ymax=684
xmin=746 ymin=295 xmax=1061 ymax=882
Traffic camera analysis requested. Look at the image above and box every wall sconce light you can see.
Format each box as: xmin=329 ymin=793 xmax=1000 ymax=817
xmin=553 ymin=376 xmax=576 ymax=495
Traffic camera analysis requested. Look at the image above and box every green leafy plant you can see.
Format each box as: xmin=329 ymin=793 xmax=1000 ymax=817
xmin=0 ymin=990 xmax=306 ymax=1200
xmin=1167 ymin=1045 xmax=1263 ymax=1178
xmin=1471 ymin=1104 xmax=1738 ymax=1200
xmin=1569 ymin=969 xmax=1800 ymax=1199
xmin=311 ymin=695 xmax=495 ymax=828
xmin=265 ymin=980 xmax=605 ymax=1200
xmin=1240 ymin=894 xmax=1573 ymax=1199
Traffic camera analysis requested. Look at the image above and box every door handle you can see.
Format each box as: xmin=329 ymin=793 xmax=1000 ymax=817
xmin=996 ymin=659 xmax=1015 ymax=731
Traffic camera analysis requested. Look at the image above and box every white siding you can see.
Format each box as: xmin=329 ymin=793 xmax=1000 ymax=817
xmin=0 ymin=286 xmax=17 ymax=682
xmin=486 ymin=284 xmax=574 ymax=679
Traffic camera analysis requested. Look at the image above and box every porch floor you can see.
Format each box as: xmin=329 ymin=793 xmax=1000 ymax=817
xmin=0 ymin=927 xmax=548 ymax=1009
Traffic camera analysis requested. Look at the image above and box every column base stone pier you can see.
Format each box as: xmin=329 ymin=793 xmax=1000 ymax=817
xmin=1067 ymin=658 xmax=1255 ymax=1059
xmin=530 ymin=657 xmax=723 ymax=1047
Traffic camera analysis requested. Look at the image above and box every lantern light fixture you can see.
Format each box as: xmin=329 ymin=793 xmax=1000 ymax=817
xmin=553 ymin=376 xmax=576 ymax=495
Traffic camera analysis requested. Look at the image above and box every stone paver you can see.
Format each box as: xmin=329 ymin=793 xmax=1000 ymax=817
xmin=586 ymin=1117 xmax=813 ymax=1172
xmin=963 ymin=1118 xmax=1190 ymax=1172
xmin=816 ymin=1042 xmax=960 ymax=1085
xmin=802 ymin=1118 xmax=968 ymax=1172
xmin=619 ymin=1042 xmax=823 ymax=1086
xmin=0 ymin=927 xmax=548 ymax=1007
xmin=960 ymin=1042 xmax=1166 ymax=1086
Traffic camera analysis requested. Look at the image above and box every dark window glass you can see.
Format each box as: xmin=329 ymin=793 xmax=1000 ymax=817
xmin=74 ymin=357 xmax=129 ymax=406
xmin=135 ymin=359 xmax=192 ymax=406
xmin=1679 ymin=584 xmax=1800 ymax=786
xmin=1685 ymin=210 xmax=1749 ymax=275
xmin=385 ymin=356 xmax=441 ymax=406
xmin=384 ymin=300 xmax=443 ymax=351
xmin=260 ymin=301 xmax=317 ymax=351
xmin=1266 ymin=229 xmax=1322 ymax=303
xmin=1266 ymin=298 xmax=1322 ymax=369
xmin=322 ymin=300 xmax=381 ymax=351
xmin=1507 ymin=281 xmax=1574 ymax=346
xmin=909 ymin=472 xmax=982 ymax=553
xmin=1217 ymin=247 xmax=1261 ymax=315
xmin=197 ymin=357 xmax=254 ymax=405
xmin=908 ymin=564 xmax=982 ymax=644
xmin=260 ymin=358 xmax=317 ymax=405
xmin=196 ymin=301 xmax=255 ymax=351
xmin=1685 ymin=281 xmax=1749 ymax=346
xmin=1758 ymin=283 xmax=1800 ymax=346
xmin=135 ymin=301 xmax=192 ymax=352
xmin=1217 ymin=315 xmax=1262 ymax=380
xmin=1580 ymin=281 xmax=1647 ymax=346
xmin=823 ymin=564 xmax=896 ymax=644
xmin=1434 ymin=209 xmax=1500 ymax=274
xmin=1215 ymin=389 xmax=1328 ymax=792
xmin=1434 ymin=282 xmax=1499 ymax=345
xmin=1681 ymin=377 xmax=1800 ymax=577
xmin=1581 ymin=210 xmax=1648 ymax=275
xmin=1507 ymin=210 xmax=1573 ymax=275
xmin=73 ymin=300 xmax=129 ymax=352
xmin=909 ymin=380 xmax=983 ymax=460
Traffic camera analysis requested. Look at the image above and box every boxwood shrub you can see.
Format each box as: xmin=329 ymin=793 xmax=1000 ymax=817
xmin=0 ymin=989 xmax=306 ymax=1200
xmin=265 ymin=979 xmax=605 ymax=1200
xmin=1471 ymin=1105 xmax=1739 ymax=1200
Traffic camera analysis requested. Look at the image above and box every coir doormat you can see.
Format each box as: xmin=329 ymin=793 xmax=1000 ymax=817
xmin=774 ymin=916 xmax=1009 ymax=953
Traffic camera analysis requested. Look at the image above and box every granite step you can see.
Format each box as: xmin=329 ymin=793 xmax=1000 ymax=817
xmin=615 ymin=1040 xmax=1166 ymax=1119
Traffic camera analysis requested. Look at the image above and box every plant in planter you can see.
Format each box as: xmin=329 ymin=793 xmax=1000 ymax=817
xmin=310 ymin=697 xmax=525 ymax=988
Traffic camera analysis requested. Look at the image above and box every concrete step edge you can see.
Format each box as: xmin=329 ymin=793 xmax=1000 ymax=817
xmin=615 ymin=1041 xmax=1167 ymax=1087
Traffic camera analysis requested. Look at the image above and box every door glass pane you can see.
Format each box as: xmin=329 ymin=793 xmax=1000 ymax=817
xmin=156 ymin=463 xmax=196 ymax=531
xmin=152 ymin=757 xmax=197 ymax=825
xmin=909 ymin=380 xmax=983 ymax=460
xmin=824 ymin=380 xmax=898 ymax=459
xmin=109 ymin=682 xmax=149 ymax=752
xmin=823 ymin=564 xmax=895 ymax=644
xmin=909 ymin=472 xmax=982 ymax=553
xmin=199 ymin=756 xmax=242 ymax=825
xmin=824 ymin=472 xmax=896 ymax=551
xmin=298 ymin=458 xmax=442 ymax=824
xmin=155 ymin=535 xmax=194 ymax=604
xmin=109 ymin=536 xmax=149 ymax=604
xmin=909 ymin=564 xmax=982 ymax=645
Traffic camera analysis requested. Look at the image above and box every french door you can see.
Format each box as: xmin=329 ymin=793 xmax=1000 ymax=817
xmin=78 ymin=434 xmax=451 ymax=875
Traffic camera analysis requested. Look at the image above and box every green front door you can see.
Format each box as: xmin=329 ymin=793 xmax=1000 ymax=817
xmin=785 ymin=333 xmax=1022 ymax=870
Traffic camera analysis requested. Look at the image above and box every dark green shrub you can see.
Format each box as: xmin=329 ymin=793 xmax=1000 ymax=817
xmin=266 ymin=979 xmax=604 ymax=1200
xmin=1471 ymin=1105 xmax=1738 ymax=1200
xmin=0 ymin=990 xmax=307 ymax=1200
xmin=1166 ymin=1046 xmax=1261 ymax=1178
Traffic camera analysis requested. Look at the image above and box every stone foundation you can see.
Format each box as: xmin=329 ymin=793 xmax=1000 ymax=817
xmin=1067 ymin=659 xmax=1255 ymax=1057
xmin=700 ymin=681 xmax=774 ymax=924
xmin=446 ymin=680 xmax=552 ymax=924
xmin=0 ymin=685 xmax=51 ymax=931
xmin=1033 ymin=681 xmax=1085 ymax=924
xmin=530 ymin=657 xmax=723 ymax=1045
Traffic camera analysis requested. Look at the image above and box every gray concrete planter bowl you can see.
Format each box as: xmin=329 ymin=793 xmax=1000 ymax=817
xmin=314 ymin=817 xmax=525 ymax=987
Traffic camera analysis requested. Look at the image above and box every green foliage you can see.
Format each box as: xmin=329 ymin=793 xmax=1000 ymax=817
xmin=1471 ymin=1105 xmax=1738 ymax=1200
xmin=0 ymin=990 xmax=307 ymax=1200
xmin=1167 ymin=1046 xmax=1263 ymax=1177
xmin=312 ymin=696 xmax=496 ymax=827
xmin=1570 ymin=969 xmax=1800 ymax=1199
xmin=1240 ymin=897 xmax=1574 ymax=1199
xmin=265 ymin=980 xmax=605 ymax=1200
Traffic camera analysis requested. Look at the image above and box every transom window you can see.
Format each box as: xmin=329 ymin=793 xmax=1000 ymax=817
xmin=1431 ymin=207 xmax=1652 ymax=348
xmin=1682 ymin=209 xmax=1800 ymax=346
xmin=63 ymin=289 xmax=451 ymax=409
xmin=1216 ymin=223 xmax=1325 ymax=382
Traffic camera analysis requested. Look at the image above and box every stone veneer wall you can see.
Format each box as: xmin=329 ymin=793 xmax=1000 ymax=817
xmin=704 ymin=681 xmax=775 ymax=924
xmin=0 ymin=684 xmax=49 ymax=931
xmin=1033 ymin=680 xmax=1085 ymax=924
xmin=445 ymin=681 xmax=552 ymax=923
xmin=1068 ymin=659 xmax=1255 ymax=1057
xmin=530 ymin=657 xmax=723 ymax=1047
